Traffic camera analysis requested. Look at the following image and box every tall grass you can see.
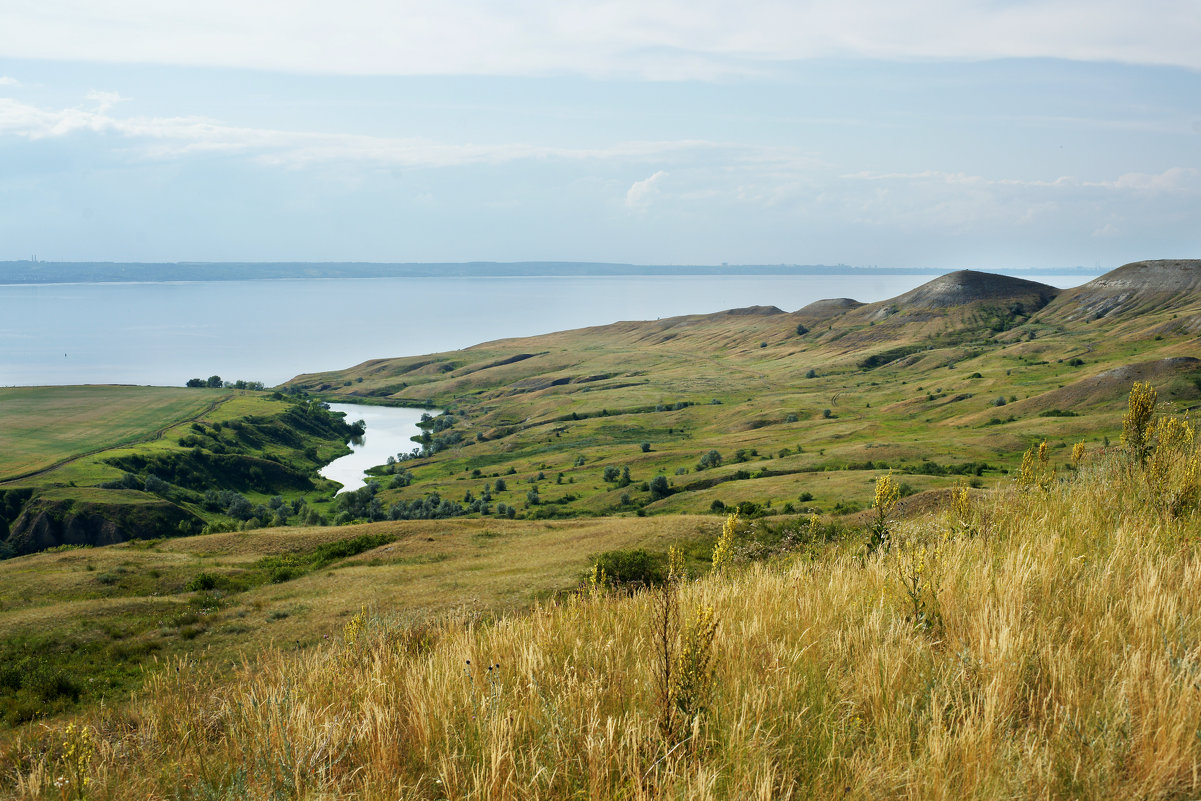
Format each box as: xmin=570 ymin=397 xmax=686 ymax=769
xmin=4 ymin=422 xmax=1201 ymax=799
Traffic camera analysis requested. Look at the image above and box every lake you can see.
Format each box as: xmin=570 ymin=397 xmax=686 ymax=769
xmin=319 ymin=403 xmax=434 ymax=493
xmin=0 ymin=273 xmax=1098 ymax=388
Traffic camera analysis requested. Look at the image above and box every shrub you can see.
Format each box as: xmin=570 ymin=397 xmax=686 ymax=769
xmin=649 ymin=475 xmax=671 ymax=500
xmin=185 ymin=572 xmax=223 ymax=592
xmin=588 ymin=548 xmax=666 ymax=587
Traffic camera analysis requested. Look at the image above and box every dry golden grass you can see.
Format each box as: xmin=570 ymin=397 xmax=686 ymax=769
xmin=4 ymin=426 xmax=1201 ymax=799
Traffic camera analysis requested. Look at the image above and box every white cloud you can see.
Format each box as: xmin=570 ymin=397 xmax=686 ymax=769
xmin=85 ymin=89 xmax=127 ymax=113
xmin=1 ymin=1 xmax=1200 ymax=80
xmin=844 ymin=168 xmax=1201 ymax=196
xmin=0 ymin=76 xmax=20 ymax=87
xmin=626 ymin=171 xmax=668 ymax=209
xmin=0 ymin=96 xmax=719 ymax=169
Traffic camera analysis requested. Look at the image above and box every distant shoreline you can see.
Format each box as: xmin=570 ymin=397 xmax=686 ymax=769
xmin=0 ymin=261 xmax=1101 ymax=285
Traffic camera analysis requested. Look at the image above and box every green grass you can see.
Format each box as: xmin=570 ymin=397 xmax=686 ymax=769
xmin=284 ymin=295 xmax=1200 ymax=522
xmin=0 ymin=386 xmax=227 ymax=480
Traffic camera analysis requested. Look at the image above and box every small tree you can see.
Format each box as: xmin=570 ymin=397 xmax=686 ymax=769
xmin=640 ymin=442 xmax=651 ymax=453
xmin=649 ymin=475 xmax=671 ymax=500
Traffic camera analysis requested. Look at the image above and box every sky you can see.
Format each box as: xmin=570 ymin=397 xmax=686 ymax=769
xmin=1 ymin=1 xmax=1199 ymax=270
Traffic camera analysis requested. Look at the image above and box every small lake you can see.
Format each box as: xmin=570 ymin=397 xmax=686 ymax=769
xmin=319 ymin=403 xmax=434 ymax=493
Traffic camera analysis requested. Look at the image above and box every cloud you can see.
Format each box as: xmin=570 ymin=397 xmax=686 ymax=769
xmin=1 ymin=1 xmax=1200 ymax=80
xmin=0 ymin=96 xmax=719 ymax=169
xmin=85 ymin=90 xmax=127 ymax=113
xmin=0 ymin=76 xmax=20 ymax=87
xmin=626 ymin=171 xmax=668 ymax=209
xmin=844 ymin=168 xmax=1201 ymax=196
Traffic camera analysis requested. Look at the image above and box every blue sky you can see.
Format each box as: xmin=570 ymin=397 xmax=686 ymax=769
xmin=1 ymin=1 xmax=1199 ymax=269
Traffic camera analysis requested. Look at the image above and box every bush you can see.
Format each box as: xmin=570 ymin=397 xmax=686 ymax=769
xmin=649 ymin=475 xmax=671 ymax=500
xmin=696 ymin=450 xmax=723 ymax=470
xmin=185 ymin=572 xmax=224 ymax=592
xmin=640 ymin=442 xmax=651 ymax=453
xmin=590 ymin=549 xmax=666 ymax=587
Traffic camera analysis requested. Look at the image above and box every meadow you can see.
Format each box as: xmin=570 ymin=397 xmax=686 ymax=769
xmin=0 ymin=511 xmax=720 ymax=727
xmin=1 ymin=262 xmax=1199 ymax=798
xmin=0 ymin=386 xmax=226 ymax=481
xmin=287 ymin=267 xmax=1201 ymax=521
xmin=1 ymin=383 xmax=1198 ymax=799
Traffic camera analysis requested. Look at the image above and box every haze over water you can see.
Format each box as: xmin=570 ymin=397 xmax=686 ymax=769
xmin=0 ymin=273 xmax=1097 ymax=388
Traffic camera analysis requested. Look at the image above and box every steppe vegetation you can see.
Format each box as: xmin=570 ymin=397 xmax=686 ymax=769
xmin=2 ymin=261 xmax=1200 ymax=798
xmin=2 ymin=382 xmax=1199 ymax=799
xmin=287 ymin=264 xmax=1201 ymax=523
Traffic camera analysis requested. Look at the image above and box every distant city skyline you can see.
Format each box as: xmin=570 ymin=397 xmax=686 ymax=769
xmin=1 ymin=1 xmax=1198 ymax=270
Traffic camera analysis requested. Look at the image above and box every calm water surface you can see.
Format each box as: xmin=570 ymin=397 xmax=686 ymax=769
xmin=319 ymin=403 xmax=433 ymax=493
xmin=0 ymin=274 xmax=1097 ymax=388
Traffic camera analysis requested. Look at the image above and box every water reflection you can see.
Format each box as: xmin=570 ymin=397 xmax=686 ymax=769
xmin=319 ymin=403 xmax=434 ymax=493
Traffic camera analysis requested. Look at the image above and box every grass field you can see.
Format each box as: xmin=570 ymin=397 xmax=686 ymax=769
xmin=284 ymin=269 xmax=1201 ymax=521
xmin=2 ymin=385 xmax=1198 ymax=799
xmin=0 ymin=386 xmax=227 ymax=480
xmin=0 ymin=511 xmax=723 ymax=726
xmin=0 ymin=388 xmax=363 ymax=563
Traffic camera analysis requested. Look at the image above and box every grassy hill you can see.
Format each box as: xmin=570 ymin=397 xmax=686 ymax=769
xmin=283 ymin=261 xmax=1201 ymax=523
xmin=2 ymin=385 xmax=1198 ymax=799
xmin=0 ymin=510 xmax=720 ymax=727
xmin=0 ymin=389 xmax=359 ymax=558
xmin=2 ymin=261 xmax=1200 ymax=797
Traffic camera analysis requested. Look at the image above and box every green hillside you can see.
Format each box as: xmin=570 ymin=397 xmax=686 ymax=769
xmin=284 ymin=262 xmax=1201 ymax=522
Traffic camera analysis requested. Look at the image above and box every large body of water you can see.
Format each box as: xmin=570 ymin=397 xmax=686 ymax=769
xmin=0 ymin=273 xmax=1097 ymax=388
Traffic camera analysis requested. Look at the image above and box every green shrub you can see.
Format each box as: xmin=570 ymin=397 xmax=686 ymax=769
xmin=589 ymin=548 xmax=666 ymax=587
xmin=185 ymin=572 xmax=223 ymax=592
